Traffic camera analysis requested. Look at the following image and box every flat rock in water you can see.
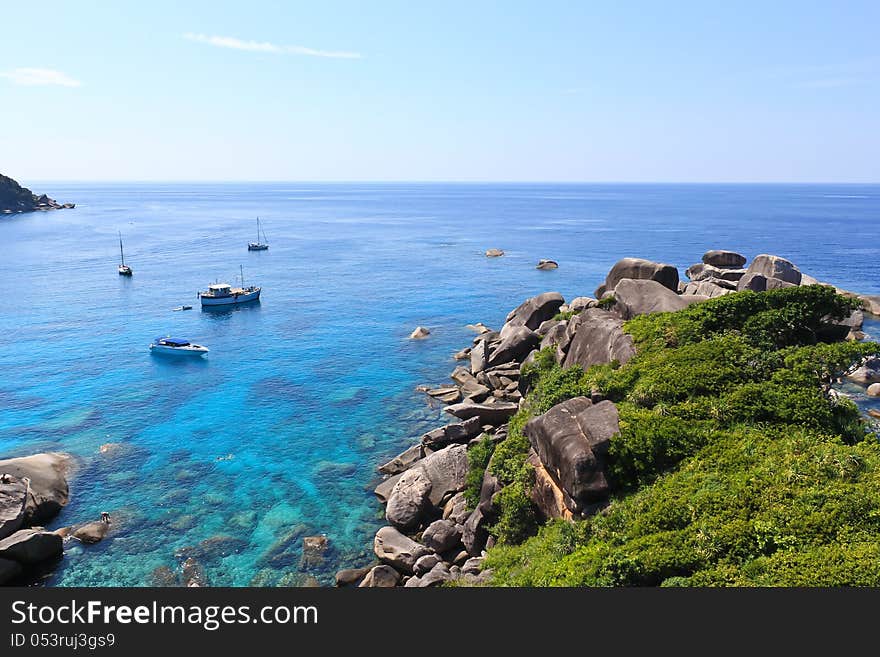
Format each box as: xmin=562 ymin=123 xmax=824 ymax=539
xmin=0 ymin=477 xmax=27 ymax=541
xmin=72 ymin=521 xmax=110 ymax=544
xmin=0 ymin=529 xmax=63 ymax=565
xmin=485 ymin=249 xmax=504 ymax=257
xmin=409 ymin=326 xmax=431 ymax=339
xmin=0 ymin=453 xmax=71 ymax=524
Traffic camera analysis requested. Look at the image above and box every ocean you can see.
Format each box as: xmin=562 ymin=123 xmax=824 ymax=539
xmin=1 ymin=182 xmax=879 ymax=586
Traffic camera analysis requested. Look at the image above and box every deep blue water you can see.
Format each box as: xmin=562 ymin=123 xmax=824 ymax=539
xmin=1 ymin=182 xmax=879 ymax=586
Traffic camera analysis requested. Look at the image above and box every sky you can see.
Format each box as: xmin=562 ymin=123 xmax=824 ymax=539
xmin=0 ymin=1 xmax=878 ymax=182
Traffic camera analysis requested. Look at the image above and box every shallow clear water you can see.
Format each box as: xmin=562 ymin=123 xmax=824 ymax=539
xmin=1 ymin=182 xmax=879 ymax=586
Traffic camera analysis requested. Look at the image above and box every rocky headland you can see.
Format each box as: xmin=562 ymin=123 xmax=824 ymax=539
xmin=0 ymin=173 xmax=74 ymax=214
xmin=339 ymin=250 xmax=880 ymax=587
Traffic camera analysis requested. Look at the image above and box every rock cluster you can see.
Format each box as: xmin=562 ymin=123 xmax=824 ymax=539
xmin=0 ymin=173 xmax=74 ymax=214
xmin=342 ymin=249 xmax=880 ymax=588
xmin=0 ymin=453 xmax=73 ymax=584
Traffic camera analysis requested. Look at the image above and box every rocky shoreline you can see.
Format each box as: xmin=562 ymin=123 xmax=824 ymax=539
xmin=2 ymin=250 xmax=878 ymax=587
xmin=0 ymin=173 xmax=74 ymax=214
xmin=337 ymin=250 xmax=880 ymax=587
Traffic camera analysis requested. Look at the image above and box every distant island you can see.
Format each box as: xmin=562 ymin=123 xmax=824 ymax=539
xmin=0 ymin=173 xmax=74 ymax=214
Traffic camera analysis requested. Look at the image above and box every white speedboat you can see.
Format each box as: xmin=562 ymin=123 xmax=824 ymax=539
xmin=149 ymin=336 xmax=209 ymax=356
xmin=198 ymin=266 xmax=261 ymax=307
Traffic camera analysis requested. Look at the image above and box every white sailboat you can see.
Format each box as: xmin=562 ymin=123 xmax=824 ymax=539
xmin=248 ymin=217 xmax=269 ymax=251
xmin=118 ymin=231 xmax=132 ymax=276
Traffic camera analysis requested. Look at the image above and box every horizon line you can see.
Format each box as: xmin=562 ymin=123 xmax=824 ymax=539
xmin=19 ymin=179 xmax=880 ymax=185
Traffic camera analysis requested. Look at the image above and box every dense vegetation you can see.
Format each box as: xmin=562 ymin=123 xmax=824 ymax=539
xmin=0 ymin=173 xmax=40 ymax=212
xmin=481 ymin=286 xmax=880 ymax=585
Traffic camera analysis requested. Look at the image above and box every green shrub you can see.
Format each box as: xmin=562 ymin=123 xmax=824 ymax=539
xmin=465 ymin=435 xmax=495 ymax=509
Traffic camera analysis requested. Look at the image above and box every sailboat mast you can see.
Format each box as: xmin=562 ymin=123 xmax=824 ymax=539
xmin=240 ymin=264 xmax=244 ymax=287
xmin=256 ymin=217 xmax=260 ymax=243
xmin=119 ymin=231 xmax=125 ymax=266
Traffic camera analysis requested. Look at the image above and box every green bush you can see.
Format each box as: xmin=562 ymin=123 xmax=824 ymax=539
xmin=482 ymin=285 xmax=880 ymax=586
xmin=465 ymin=435 xmax=495 ymax=509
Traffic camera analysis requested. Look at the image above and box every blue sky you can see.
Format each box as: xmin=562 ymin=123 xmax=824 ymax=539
xmin=1 ymin=1 xmax=878 ymax=182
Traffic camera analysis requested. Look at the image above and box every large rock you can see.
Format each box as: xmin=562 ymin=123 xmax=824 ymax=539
xmin=421 ymin=518 xmax=462 ymax=553
xmin=444 ymin=402 xmax=518 ymax=427
xmin=527 ymin=449 xmax=573 ymax=521
xmin=335 ymin=565 xmax=372 ymax=586
xmin=737 ymin=272 xmax=767 ymax=292
xmin=0 ymin=529 xmax=63 ymax=565
xmin=702 ymin=250 xmax=747 ymax=268
xmin=0 ymin=453 xmax=71 ymax=524
xmin=686 ymin=263 xmax=746 ymax=282
xmin=469 ymin=339 xmax=489 ymax=375
xmin=72 ymin=520 xmax=110 ymax=544
xmin=867 ymin=383 xmax=880 ymax=397
xmin=462 ymin=469 xmax=501 ymax=556
xmin=600 ymin=257 xmax=679 ymax=296
xmin=540 ymin=321 xmax=569 ymax=352
xmin=500 ymin=292 xmax=565 ymax=339
xmin=378 ymin=444 xmax=425 ymax=475
xmin=536 ymin=259 xmax=559 ymax=270
xmin=421 ymin=416 xmax=482 ymax=449
xmin=373 ymin=526 xmax=430 ymax=574
xmin=683 ymin=280 xmax=733 ymax=298
xmin=561 ymin=309 xmax=636 ymax=370
xmin=610 ymin=279 xmax=696 ymax=320
xmin=451 ymin=366 xmax=491 ymax=401
xmin=745 ymin=254 xmax=802 ymax=286
xmin=523 ymin=398 xmax=620 ymax=513
xmin=374 ymin=473 xmax=403 ymax=503
xmin=0 ymin=476 xmax=28 ymax=540
xmin=0 ymin=557 xmax=22 ymax=585
xmin=488 ymin=326 xmax=540 ymax=367
xmin=358 ymin=564 xmax=400 ymax=587
xmin=418 ymin=444 xmax=469 ymax=506
xmin=385 ymin=469 xmax=433 ymax=530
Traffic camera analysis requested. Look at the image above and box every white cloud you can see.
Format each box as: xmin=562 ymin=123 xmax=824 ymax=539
xmin=183 ymin=32 xmax=362 ymax=59
xmin=0 ymin=68 xmax=81 ymax=87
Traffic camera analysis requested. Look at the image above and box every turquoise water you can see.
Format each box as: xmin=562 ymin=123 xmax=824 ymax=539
xmin=1 ymin=182 xmax=879 ymax=586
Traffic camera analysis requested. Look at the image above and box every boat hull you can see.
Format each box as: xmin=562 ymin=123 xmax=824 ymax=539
xmin=248 ymin=243 xmax=268 ymax=251
xmin=149 ymin=344 xmax=208 ymax=356
xmin=118 ymin=266 xmax=132 ymax=276
xmin=199 ymin=288 xmax=261 ymax=306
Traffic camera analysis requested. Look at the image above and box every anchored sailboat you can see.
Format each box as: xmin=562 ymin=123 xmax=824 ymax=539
xmin=118 ymin=231 xmax=132 ymax=276
xmin=248 ymin=217 xmax=269 ymax=251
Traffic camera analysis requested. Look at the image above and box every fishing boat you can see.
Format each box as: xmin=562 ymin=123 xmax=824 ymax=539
xmin=198 ymin=265 xmax=261 ymax=307
xmin=248 ymin=217 xmax=269 ymax=251
xmin=149 ymin=336 xmax=209 ymax=356
xmin=118 ymin=231 xmax=132 ymax=276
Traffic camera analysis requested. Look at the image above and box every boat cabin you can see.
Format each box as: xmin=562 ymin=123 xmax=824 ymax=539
xmin=156 ymin=337 xmax=191 ymax=347
xmin=206 ymin=284 xmax=233 ymax=298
